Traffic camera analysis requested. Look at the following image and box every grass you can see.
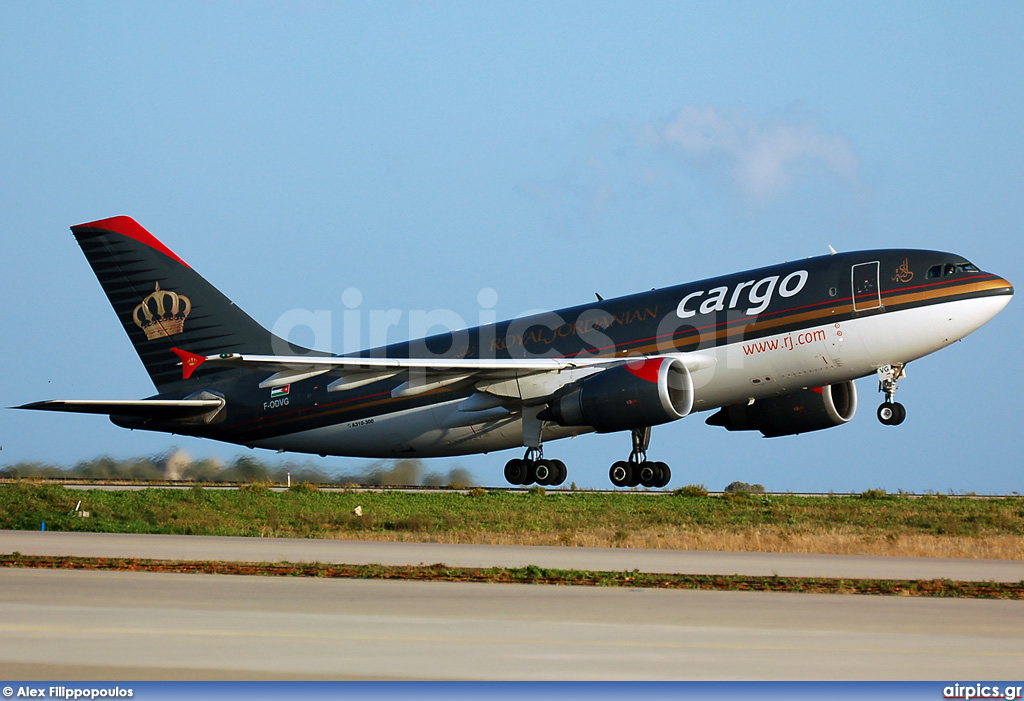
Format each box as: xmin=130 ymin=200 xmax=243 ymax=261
xmin=2 ymin=482 xmax=1023 ymax=559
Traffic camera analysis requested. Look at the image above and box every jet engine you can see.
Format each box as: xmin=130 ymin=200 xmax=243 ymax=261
xmin=540 ymin=357 xmax=694 ymax=432
xmin=704 ymin=381 xmax=857 ymax=437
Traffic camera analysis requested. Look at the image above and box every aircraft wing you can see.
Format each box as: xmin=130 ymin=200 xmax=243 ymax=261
xmin=172 ymin=348 xmax=716 ymax=400
xmin=15 ymin=352 xmax=716 ymax=419
xmin=14 ymin=399 xmax=224 ymax=418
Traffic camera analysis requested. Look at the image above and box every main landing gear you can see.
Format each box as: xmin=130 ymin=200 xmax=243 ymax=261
xmin=504 ymin=448 xmax=567 ymax=487
xmin=502 ymin=427 xmax=673 ymax=489
xmin=876 ymin=363 xmax=907 ymax=426
xmin=608 ymin=427 xmax=672 ymax=489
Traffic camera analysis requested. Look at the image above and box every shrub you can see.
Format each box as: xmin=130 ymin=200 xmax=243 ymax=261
xmin=239 ymin=481 xmax=271 ymax=495
xmin=674 ymin=484 xmax=709 ymax=497
xmin=724 ymin=481 xmax=766 ymax=494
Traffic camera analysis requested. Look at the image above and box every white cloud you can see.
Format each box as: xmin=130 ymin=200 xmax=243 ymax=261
xmin=658 ymin=106 xmax=860 ymax=203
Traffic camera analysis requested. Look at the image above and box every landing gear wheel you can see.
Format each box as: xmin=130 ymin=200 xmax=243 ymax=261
xmin=626 ymin=464 xmax=642 ymax=488
xmin=636 ymin=461 xmax=671 ymax=489
xmin=534 ymin=459 xmax=555 ymax=486
xmin=877 ymin=402 xmax=896 ymax=425
xmin=891 ymin=402 xmax=906 ymax=425
xmin=877 ymin=401 xmax=907 ymax=426
xmin=638 ymin=462 xmax=658 ymax=488
xmin=504 ymin=458 xmax=528 ymax=485
xmin=550 ymin=459 xmax=567 ymax=486
xmin=653 ymin=461 xmax=671 ymax=488
xmin=609 ymin=461 xmax=633 ymax=488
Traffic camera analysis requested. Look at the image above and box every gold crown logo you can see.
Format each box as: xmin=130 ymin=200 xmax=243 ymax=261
xmin=133 ymin=282 xmax=192 ymax=340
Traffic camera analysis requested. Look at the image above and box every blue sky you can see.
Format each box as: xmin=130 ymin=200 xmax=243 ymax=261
xmin=3 ymin=1 xmax=1022 ymax=493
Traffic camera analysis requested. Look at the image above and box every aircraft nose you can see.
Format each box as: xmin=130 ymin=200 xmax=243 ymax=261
xmin=983 ymin=275 xmax=1013 ymax=319
xmin=992 ymin=276 xmax=1014 ymax=298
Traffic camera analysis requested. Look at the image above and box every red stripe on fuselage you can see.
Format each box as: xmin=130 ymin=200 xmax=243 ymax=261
xmin=554 ymin=273 xmax=1008 ymax=361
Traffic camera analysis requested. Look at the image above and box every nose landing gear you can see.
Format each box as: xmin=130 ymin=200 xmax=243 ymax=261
xmin=876 ymin=363 xmax=907 ymax=426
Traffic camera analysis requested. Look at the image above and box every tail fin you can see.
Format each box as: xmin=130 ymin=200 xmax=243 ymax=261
xmin=71 ymin=216 xmax=314 ymax=393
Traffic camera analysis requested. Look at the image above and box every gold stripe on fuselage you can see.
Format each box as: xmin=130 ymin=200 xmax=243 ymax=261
xmin=598 ymin=276 xmax=1011 ymax=357
xmin=233 ymin=276 xmax=1010 ymax=435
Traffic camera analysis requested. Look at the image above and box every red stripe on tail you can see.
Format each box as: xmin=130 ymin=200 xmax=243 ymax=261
xmin=76 ymin=216 xmax=191 ymax=269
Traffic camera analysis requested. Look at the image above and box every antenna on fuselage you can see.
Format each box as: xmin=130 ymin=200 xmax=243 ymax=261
xmin=828 ymin=245 xmax=838 ymax=255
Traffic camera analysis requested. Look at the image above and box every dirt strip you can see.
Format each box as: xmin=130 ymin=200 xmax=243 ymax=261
xmin=3 ymin=553 xmax=1021 ymax=599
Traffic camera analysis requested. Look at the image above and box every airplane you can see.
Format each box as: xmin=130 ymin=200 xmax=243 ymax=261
xmin=16 ymin=216 xmax=1013 ymax=488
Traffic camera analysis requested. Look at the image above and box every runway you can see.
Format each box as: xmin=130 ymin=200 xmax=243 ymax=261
xmin=3 ymin=530 xmax=1023 ymax=581
xmin=1 ymin=568 xmax=1022 ymax=680
xmin=2 ymin=531 xmax=1023 ymax=679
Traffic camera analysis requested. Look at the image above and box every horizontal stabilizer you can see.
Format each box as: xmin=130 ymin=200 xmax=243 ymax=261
xmin=14 ymin=399 xmax=223 ymax=418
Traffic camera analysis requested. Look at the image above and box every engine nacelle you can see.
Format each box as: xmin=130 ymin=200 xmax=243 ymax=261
xmin=541 ymin=357 xmax=694 ymax=432
xmin=705 ymin=381 xmax=857 ymax=437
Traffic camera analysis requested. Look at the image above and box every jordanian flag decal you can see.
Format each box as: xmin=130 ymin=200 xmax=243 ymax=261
xmin=270 ymin=385 xmax=290 ymax=398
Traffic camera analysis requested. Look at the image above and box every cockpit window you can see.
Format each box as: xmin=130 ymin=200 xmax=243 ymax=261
xmin=927 ymin=262 xmax=980 ymax=279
